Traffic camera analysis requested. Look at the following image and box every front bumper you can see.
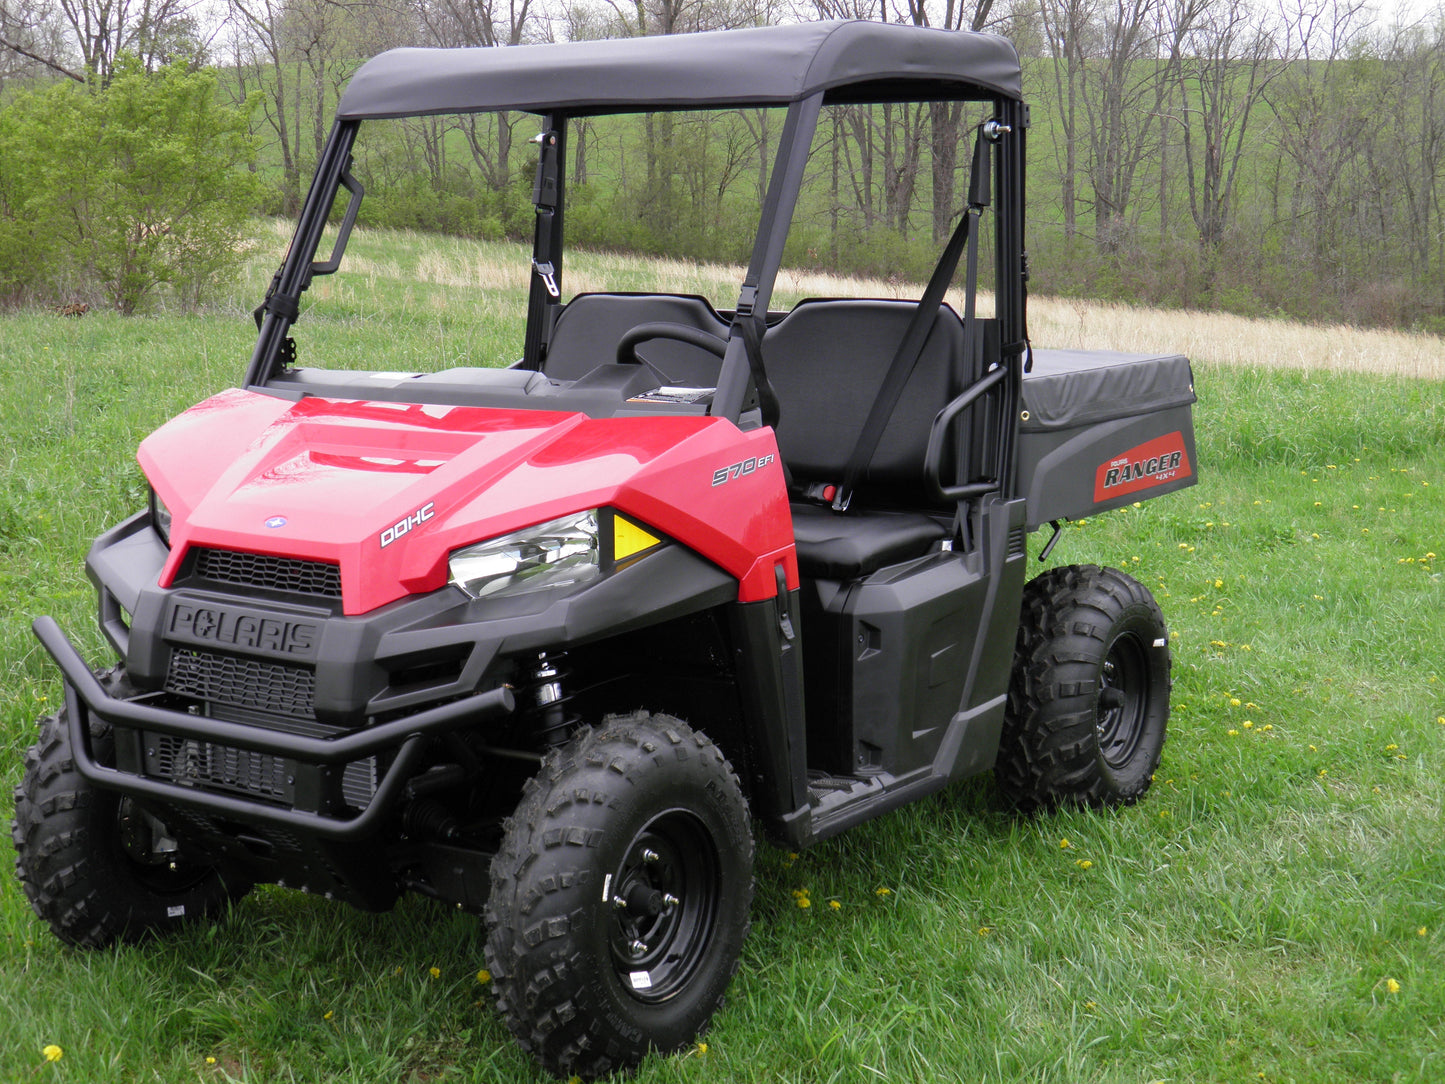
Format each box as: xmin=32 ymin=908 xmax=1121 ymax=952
xmin=34 ymin=616 xmax=515 ymax=841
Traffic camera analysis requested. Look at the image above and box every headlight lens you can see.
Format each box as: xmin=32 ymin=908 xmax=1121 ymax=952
xmin=449 ymin=510 xmax=600 ymax=600
xmin=150 ymin=487 xmax=173 ymax=547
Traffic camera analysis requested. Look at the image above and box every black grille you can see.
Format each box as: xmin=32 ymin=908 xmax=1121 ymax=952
xmin=192 ymin=548 xmax=341 ymax=599
xmin=145 ymin=736 xmax=376 ymax=809
xmin=166 ymin=649 xmax=316 ymax=720
xmin=152 ymin=736 xmax=291 ymax=801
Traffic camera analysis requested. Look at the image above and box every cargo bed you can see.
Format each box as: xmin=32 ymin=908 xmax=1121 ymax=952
xmin=1018 ymin=348 xmax=1198 ymax=529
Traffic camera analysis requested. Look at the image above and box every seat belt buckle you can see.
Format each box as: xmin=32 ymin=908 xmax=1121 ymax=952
xmin=533 ymin=260 xmax=559 ymax=298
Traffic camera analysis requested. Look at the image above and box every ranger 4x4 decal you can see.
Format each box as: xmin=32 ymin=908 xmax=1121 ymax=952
xmin=1094 ymin=432 xmax=1192 ymax=502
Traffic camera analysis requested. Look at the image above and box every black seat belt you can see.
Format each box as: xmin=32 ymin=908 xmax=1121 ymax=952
xmin=831 ymin=127 xmax=990 ymax=513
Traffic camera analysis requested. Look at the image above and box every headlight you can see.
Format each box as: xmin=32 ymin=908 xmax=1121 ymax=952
xmin=449 ymin=510 xmax=600 ymax=600
xmin=150 ymin=487 xmax=173 ymax=547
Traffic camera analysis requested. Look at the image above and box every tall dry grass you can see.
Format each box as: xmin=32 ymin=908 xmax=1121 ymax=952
xmin=257 ymin=223 xmax=1445 ymax=380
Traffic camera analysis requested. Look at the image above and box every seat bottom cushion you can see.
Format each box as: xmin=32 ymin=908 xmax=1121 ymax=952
xmin=790 ymin=503 xmax=948 ymax=579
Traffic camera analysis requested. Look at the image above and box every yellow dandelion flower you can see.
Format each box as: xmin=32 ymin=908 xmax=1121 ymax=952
xmin=1227 ymin=729 xmax=1239 ymax=736
xmin=324 ymin=1010 xmax=334 ymax=1021
xmin=1059 ymin=838 xmax=1072 ymax=849
xmin=1437 ymin=716 xmax=1444 ymax=726
xmin=1418 ymin=927 xmax=1428 ymax=937
xmin=977 ymin=926 xmax=993 ymax=935
xmin=1318 ymin=769 xmax=1328 ymax=778
xmin=42 ymin=1045 xmax=63 ymax=1063
xmin=1385 ymin=743 xmax=1398 ymax=752
xmin=429 ymin=966 xmax=441 ymax=979
xmin=828 ymin=900 xmax=842 ymax=911
xmin=1385 ymin=978 xmax=1401 ymax=994
xmin=875 ymin=887 xmax=892 ymax=897
xmin=790 ymin=887 xmax=810 ymax=900
xmin=1214 ymin=578 xmax=1224 ymax=588
xmin=1085 ymin=1000 xmax=1097 ymax=1010
xmin=1243 ymin=721 xmax=1253 ymax=729
xmin=1262 ymin=724 xmax=1273 ymax=731
xmin=1076 ymin=859 xmax=1093 ymax=869
xmin=477 ymin=969 xmax=492 ymax=984
xmin=206 ymin=1056 xmax=217 ymax=1065
xmin=696 ymin=1042 xmax=708 ymax=1055
xmin=796 ymin=896 xmax=811 ymax=909
xmin=1230 ymin=697 xmax=1241 ymax=707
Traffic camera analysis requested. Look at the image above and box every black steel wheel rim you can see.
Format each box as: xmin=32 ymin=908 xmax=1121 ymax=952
xmin=116 ymin=797 xmax=212 ymax=894
xmin=1096 ymin=631 xmax=1149 ymax=770
xmin=606 ymin=809 xmax=721 ymax=1004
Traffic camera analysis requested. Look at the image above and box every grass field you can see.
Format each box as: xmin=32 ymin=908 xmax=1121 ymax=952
xmin=1 ymin=225 xmax=1442 ymax=1082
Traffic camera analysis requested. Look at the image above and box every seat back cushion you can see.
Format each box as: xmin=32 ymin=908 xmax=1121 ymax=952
xmin=764 ymin=299 xmax=964 ymax=509
xmin=543 ymin=293 xmax=730 ymax=386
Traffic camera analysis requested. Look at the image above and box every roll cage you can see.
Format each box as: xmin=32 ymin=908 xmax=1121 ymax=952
xmin=244 ymin=20 xmax=1029 ymax=503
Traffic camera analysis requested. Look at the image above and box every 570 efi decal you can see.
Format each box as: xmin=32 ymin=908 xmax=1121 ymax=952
xmin=1094 ymin=432 xmax=1192 ymax=502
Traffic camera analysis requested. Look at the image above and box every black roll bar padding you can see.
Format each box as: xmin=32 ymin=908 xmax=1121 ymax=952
xmin=615 ymin=322 xmax=729 ymax=366
xmin=32 ymin=616 xmax=516 ymax=841
xmin=923 ymin=365 xmax=1009 ymax=502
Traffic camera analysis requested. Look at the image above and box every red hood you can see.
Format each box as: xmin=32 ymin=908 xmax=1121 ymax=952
xmin=139 ymin=389 xmax=794 ymax=613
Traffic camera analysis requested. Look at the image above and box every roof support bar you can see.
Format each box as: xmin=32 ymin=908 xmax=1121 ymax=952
xmin=523 ymin=117 xmax=566 ymax=370
xmin=713 ymin=93 xmax=823 ymax=424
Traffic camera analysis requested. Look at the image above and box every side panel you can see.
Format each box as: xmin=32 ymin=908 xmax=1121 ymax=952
xmin=802 ymin=498 xmax=1028 ymax=781
xmin=1019 ymin=409 xmax=1198 ymax=529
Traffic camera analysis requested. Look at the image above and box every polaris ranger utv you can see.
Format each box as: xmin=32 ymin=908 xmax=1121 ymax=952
xmin=13 ymin=20 xmax=1197 ymax=1080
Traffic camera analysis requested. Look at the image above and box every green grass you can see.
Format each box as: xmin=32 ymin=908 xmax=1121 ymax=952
xmin=2 ymin=226 xmax=1443 ymax=1082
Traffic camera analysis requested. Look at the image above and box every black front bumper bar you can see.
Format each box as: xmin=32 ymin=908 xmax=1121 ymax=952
xmin=33 ymin=616 xmax=516 ymax=842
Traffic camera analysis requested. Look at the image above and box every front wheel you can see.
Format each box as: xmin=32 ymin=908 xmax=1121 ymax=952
xmin=997 ymin=564 xmax=1171 ymax=811
xmin=484 ymin=712 xmax=753 ymax=1081
xmin=11 ymin=671 xmax=248 ymax=948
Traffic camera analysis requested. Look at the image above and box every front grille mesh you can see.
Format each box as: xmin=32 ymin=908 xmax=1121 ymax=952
xmin=166 ymin=648 xmax=316 ymax=720
xmin=192 ymin=548 xmax=342 ymax=599
xmin=153 ymin=736 xmax=290 ymax=801
xmin=146 ymin=735 xmax=377 ymax=810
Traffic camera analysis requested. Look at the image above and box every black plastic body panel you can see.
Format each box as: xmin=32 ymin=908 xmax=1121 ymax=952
xmin=1018 ymin=350 xmax=1198 ymax=529
xmin=97 ymin=521 xmax=735 ymax=727
xmin=779 ymin=498 xmax=1029 ymax=846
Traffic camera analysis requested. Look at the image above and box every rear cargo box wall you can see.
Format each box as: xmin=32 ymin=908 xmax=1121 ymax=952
xmin=1017 ymin=407 xmax=1197 ymax=529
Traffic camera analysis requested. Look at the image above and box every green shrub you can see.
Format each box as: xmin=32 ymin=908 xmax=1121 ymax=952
xmin=0 ymin=57 xmax=260 ymax=313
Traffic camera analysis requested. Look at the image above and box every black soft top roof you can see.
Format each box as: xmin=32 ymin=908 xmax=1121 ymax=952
xmin=336 ymin=20 xmax=1022 ymax=120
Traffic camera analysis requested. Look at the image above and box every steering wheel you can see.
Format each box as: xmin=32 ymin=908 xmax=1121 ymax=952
xmin=616 ymin=322 xmax=729 ymax=367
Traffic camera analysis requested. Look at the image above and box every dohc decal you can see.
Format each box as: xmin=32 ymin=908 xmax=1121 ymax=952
xmin=380 ymin=502 xmax=435 ymax=548
xmin=1094 ymin=432 xmax=1192 ymax=502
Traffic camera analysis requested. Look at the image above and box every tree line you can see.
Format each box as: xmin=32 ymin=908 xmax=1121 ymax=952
xmin=1 ymin=0 xmax=1442 ymax=331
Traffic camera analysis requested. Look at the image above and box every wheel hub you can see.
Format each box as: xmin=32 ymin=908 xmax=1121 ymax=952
xmin=1096 ymin=633 xmax=1149 ymax=770
xmin=607 ymin=810 xmax=720 ymax=1002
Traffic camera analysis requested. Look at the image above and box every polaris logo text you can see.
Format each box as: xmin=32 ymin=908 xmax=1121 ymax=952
xmin=1093 ymin=433 xmax=1193 ymax=503
xmin=169 ymin=604 xmax=318 ymax=657
xmin=380 ymin=502 xmax=435 ymax=548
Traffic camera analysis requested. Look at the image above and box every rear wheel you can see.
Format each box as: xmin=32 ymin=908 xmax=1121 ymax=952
xmin=484 ymin=712 xmax=753 ymax=1081
xmin=11 ymin=669 xmax=248 ymax=948
xmin=997 ymin=565 xmax=1171 ymax=810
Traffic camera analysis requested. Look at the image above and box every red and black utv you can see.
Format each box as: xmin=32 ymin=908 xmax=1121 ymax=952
xmin=13 ymin=21 xmax=1197 ymax=1080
